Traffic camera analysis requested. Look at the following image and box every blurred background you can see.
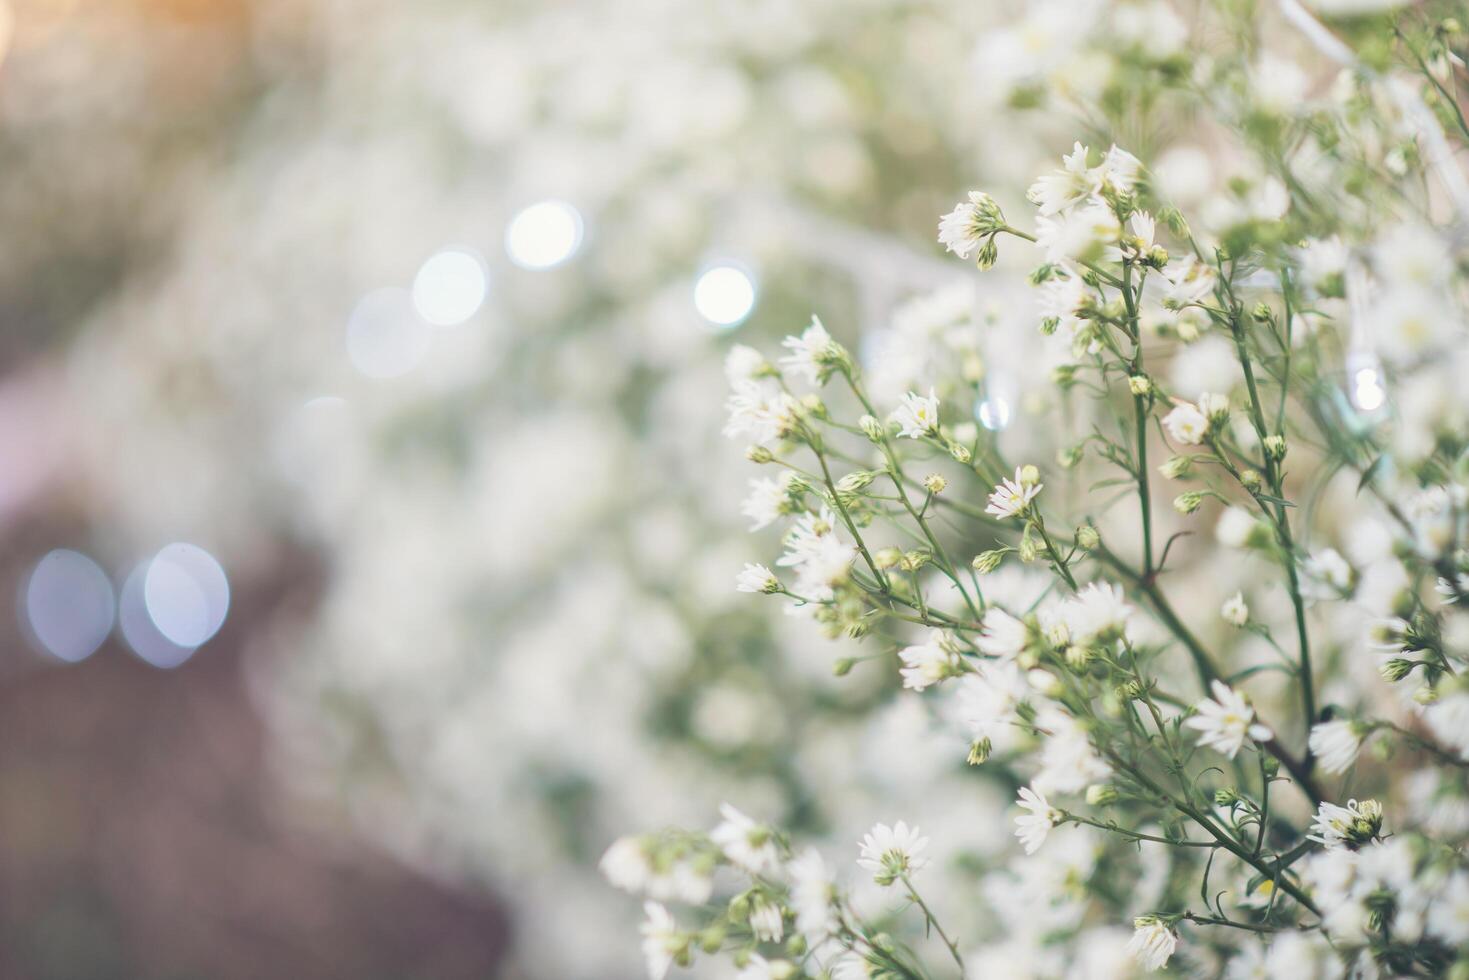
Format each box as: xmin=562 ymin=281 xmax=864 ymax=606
xmin=0 ymin=0 xmax=1197 ymax=976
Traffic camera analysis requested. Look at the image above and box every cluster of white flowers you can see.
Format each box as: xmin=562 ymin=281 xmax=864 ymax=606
xmin=602 ymin=3 xmax=1469 ymax=979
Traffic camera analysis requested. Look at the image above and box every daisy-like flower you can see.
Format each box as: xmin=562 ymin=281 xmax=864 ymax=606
xmin=1127 ymin=916 xmax=1178 ymax=972
xmin=724 ymin=381 xmax=798 ymax=446
xmin=1221 ymin=591 xmax=1249 ymax=626
xmin=1309 ymin=720 xmax=1366 ymax=775
xmin=856 ymin=820 xmax=930 ymax=886
xmin=787 ymin=848 xmax=838 ymax=940
xmin=1035 ymin=201 xmax=1121 ymax=264
xmin=977 ymin=607 xmax=1030 ymax=660
xmin=958 ymin=661 xmax=1029 ymax=754
xmin=937 ymin=191 xmax=1005 ymax=259
xmin=1027 ymin=142 xmax=1101 ymax=215
xmin=1034 ymin=705 xmax=1113 ymax=793
xmin=741 ymin=471 xmax=798 ymax=530
xmin=1061 ymin=582 xmax=1132 ymax=645
xmin=986 ymin=467 xmax=1042 ymax=519
xmin=735 ymin=563 xmax=780 ymax=595
xmin=1014 ymin=785 xmax=1062 ymax=855
xmin=641 ymin=902 xmax=685 ymax=980
xmin=1184 ymin=681 xmax=1272 ymax=759
xmin=780 ymin=315 xmax=842 ymax=386
xmin=897 ymin=630 xmax=956 ymax=691
xmin=889 ymin=388 xmax=940 ymax=438
xmin=1162 ymin=401 xmax=1209 ymax=445
xmin=1308 ymin=799 xmax=1384 ymax=850
xmin=711 ymin=803 xmax=782 ymax=874
xmin=1160 ymin=254 xmax=1217 ymax=309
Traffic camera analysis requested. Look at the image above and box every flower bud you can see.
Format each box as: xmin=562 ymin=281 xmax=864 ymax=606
xmin=923 ymin=473 xmax=947 ymax=494
xmin=1380 ymin=658 xmax=1415 ymax=683
xmin=1251 ymin=302 xmax=1273 ymax=323
xmin=833 ymin=657 xmax=855 ymax=677
xmin=1075 ymin=525 xmax=1100 ymax=550
xmin=900 ymin=550 xmax=931 ymax=572
xmin=1065 ymin=645 xmax=1091 ymax=670
xmin=1058 ymin=444 xmax=1084 ymax=469
xmin=948 ymin=441 xmax=972 ymax=464
xmin=874 ymin=547 xmax=902 ymax=570
xmin=859 ymin=414 xmax=885 ymax=441
xmin=1087 ymin=784 xmax=1120 ymax=806
xmin=1174 ymin=491 xmax=1204 ymax=515
xmin=971 ymin=550 xmax=1005 ymax=574
xmin=1240 ymin=469 xmax=1263 ymax=491
xmin=746 ymin=445 xmax=774 ymax=464
xmin=1158 ymin=455 xmax=1193 ymax=480
xmin=967 ymin=737 xmax=992 ymax=765
xmin=1018 ymin=532 xmax=1039 ymax=563
xmin=1264 ymin=435 xmax=1287 ymax=461
xmin=1414 ymin=685 xmax=1439 ymax=705
xmin=1128 ymin=375 xmax=1152 ymax=396
xmin=975 ymin=237 xmax=999 ymax=271
xmin=1019 ymin=464 xmax=1040 ymax=485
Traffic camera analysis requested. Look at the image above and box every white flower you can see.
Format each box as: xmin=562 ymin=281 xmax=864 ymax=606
xmin=1101 ymin=144 xmax=1142 ymax=193
xmin=741 ymin=471 xmax=797 ymax=530
xmin=748 ymin=896 xmax=784 ymax=943
xmin=1035 ymin=201 xmax=1121 ymax=263
xmin=1428 ymin=870 xmax=1469 ymax=945
xmin=977 ymin=607 xmax=1029 ymax=660
xmin=1309 ymin=720 xmax=1365 ymax=775
xmin=1034 ymin=706 xmax=1113 ymax=793
xmin=1061 ymin=582 xmax=1132 ymax=644
xmin=724 ymin=381 xmax=798 ymax=446
xmin=724 ymin=344 xmax=769 ymax=385
xmin=1162 ymin=402 xmax=1208 ymax=445
xmin=1303 ymin=548 xmax=1355 ymax=598
xmin=711 ymin=803 xmax=782 ymax=874
xmin=736 ymin=563 xmax=780 ymax=594
xmin=857 ymin=820 xmax=930 ymax=885
xmin=1160 ymin=254 xmax=1217 ymax=308
xmin=957 ymin=661 xmax=1029 ymax=752
xmin=937 ymin=190 xmax=1003 ymax=258
xmin=1014 ymin=785 xmax=1062 ymax=855
xmin=898 ymin=630 xmax=955 ymax=691
xmin=600 ymin=836 xmax=652 ymax=894
xmin=1196 ymin=391 xmax=1229 ymax=422
xmin=1215 ymin=506 xmax=1259 ymax=548
xmin=780 ymin=315 xmax=838 ymax=385
xmin=788 ymin=848 xmax=838 ymax=940
xmin=1127 ymin=917 xmax=1177 ymax=972
xmin=736 ymin=954 xmax=790 ymax=980
xmin=640 ymin=902 xmax=683 ymax=980
xmin=1425 ymin=692 xmax=1469 ymax=759
xmin=889 ymin=388 xmax=940 ymax=438
xmin=1308 ymin=799 xmax=1384 ymax=849
xmin=1027 ymin=142 xmax=1101 ymax=215
xmin=986 ymin=467 xmax=1042 ymax=519
xmin=1184 ymin=681 xmax=1272 ymax=759
xmin=1221 ymin=592 xmax=1249 ymax=626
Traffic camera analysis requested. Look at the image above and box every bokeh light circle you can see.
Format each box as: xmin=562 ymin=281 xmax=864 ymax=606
xmin=142 ymin=543 xmax=230 ymax=649
xmin=22 ymin=549 xmax=114 ymax=663
xmin=694 ymin=264 xmax=756 ymax=327
xmin=412 ymin=248 xmax=488 ymax=326
xmin=505 ymin=200 xmax=584 ymax=270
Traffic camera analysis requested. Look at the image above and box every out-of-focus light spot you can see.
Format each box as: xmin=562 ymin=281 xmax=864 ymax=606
xmin=1351 ymin=367 xmax=1386 ymax=412
xmin=976 ymin=394 xmax=1011 ymax=431
xmin=143 ymin=543 xmax=229 ymax=650
xmin=347 ymin=287 xmax=431 ymax=379
xmin=119 ymin=562 xmax=195 ymax=669
xmin=694 ymin=264 xmax=756 ymax=327
xmin=412 ymin=248 xmax=488 ymax=326
xmin=505 ymin=200 xmax=583 ymax=270
xmin=22 ymin=549 xmax=113 ymax=663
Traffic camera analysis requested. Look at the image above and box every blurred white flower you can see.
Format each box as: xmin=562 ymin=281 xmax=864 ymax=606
xmin=1184 ymin=681 xmax=1271 ymax=759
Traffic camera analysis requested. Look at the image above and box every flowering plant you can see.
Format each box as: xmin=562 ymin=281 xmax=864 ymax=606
xmin=606 ymin=3 xmax=1469 ymax=977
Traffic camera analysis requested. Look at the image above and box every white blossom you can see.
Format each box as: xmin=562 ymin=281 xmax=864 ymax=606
xmin=1184 ymin=681 xmax=1272 ymax=759
xmin=1162 ymin=402 xmax=1208 ymax=445
xmin=1220 ymin=591 xmax=1248 ymax=626
xmin=641 ymin=902 xmax=682 ymax=980
xmin=856 ymin=820 xmax=929 ymax=885
xmin=1308 ymin=799 xmax=1384 ymax=850
xmin=736 ymin=563 xmax=780 ymax=594
xmin=1308 ymin=720 xmax=1365 ymax=775
xmin=1014 ymin=785 xmax=1062 ymax=855
xmin=1027 ymin=142 xmax=1101 ymax=215
xmin=711 ymin=803 xmax=782 ymax=874
xmin=889 ymin=388 xmax=940 ymax=438
xmin=788 ymin=848 xmax=838 ymax=940
xmin=780 ymin=315 xmax=838 ymax=385
xmin=1060 ymin=582 xmax=1131 ymax=645
xmin=1126 ymin=917 xmax=1177 ymax=972
xmin=986 ymin=467 xmax=1042 ymax=519
xmin=937 ymin=190 xmax=1004 ymax=258
xmin=977 ymin=607 xmax=1029 ymax=660
xmin=897 ymin=630 xmax=955 ymax=691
